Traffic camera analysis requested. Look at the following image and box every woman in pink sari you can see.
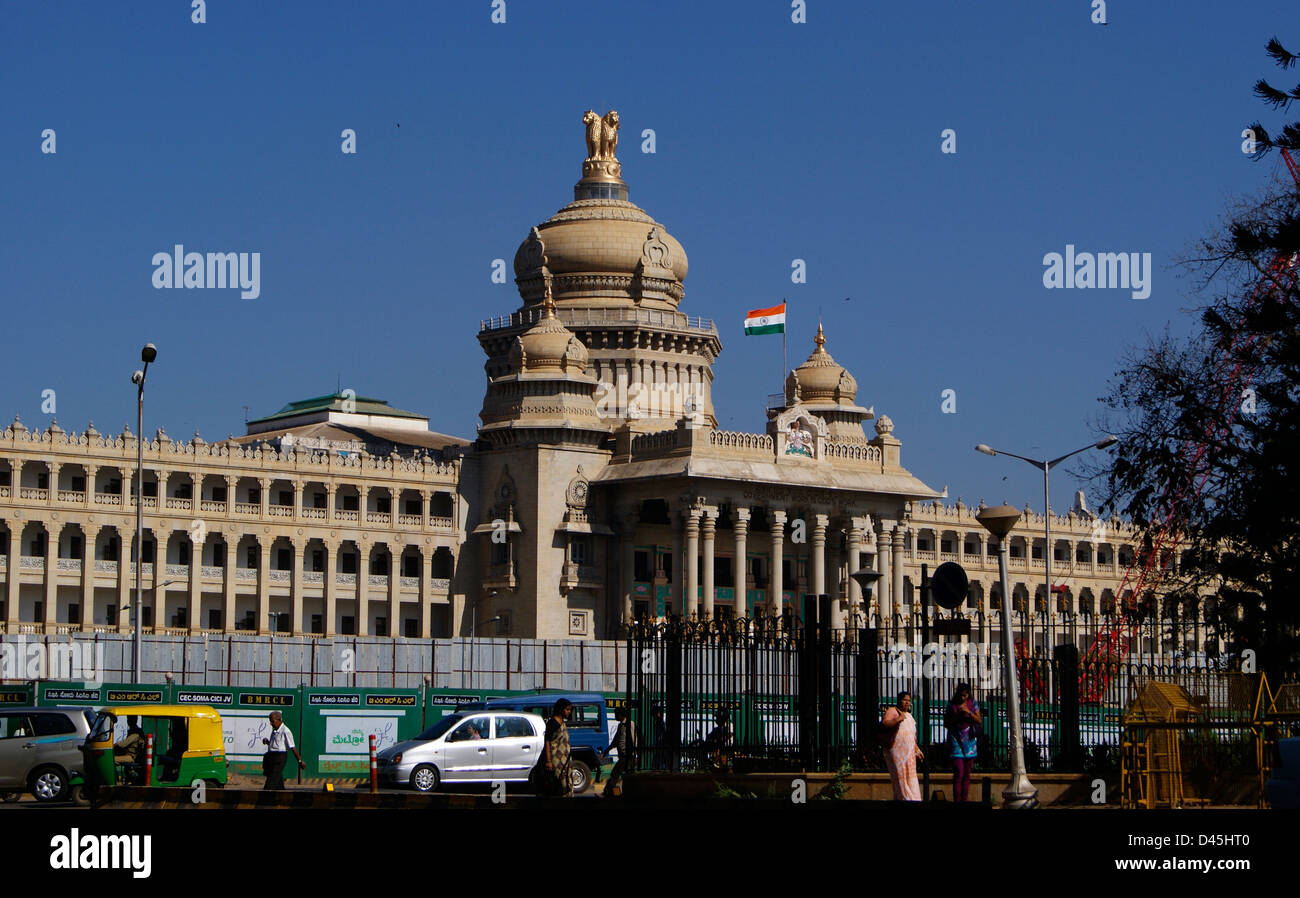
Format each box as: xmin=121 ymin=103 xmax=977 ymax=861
xmin=881 ymin=691 xmax=924 ymax=801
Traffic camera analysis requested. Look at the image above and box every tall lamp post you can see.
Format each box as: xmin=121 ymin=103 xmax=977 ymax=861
xmin=976 ymin=504 xmax=1037 ymax=808
xmin=975 ymin=437 xmax=1117 ymax=647
xmin=131 ymin=343 xmax=157 ymax=683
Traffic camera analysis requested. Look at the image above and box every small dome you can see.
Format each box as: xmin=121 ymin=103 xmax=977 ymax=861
xmin=793 ymin=324 xmax=858 ymax=403
xmin=511 ymin=290 xmax=588 ymax=374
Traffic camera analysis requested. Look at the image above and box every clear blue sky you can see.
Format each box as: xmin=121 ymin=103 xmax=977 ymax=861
xmin=1 ymin=0 xmax=1294 ymax=515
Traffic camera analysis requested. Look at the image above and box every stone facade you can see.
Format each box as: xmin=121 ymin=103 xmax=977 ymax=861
xmin=0 ymin=112 xmax=1217 ymax=653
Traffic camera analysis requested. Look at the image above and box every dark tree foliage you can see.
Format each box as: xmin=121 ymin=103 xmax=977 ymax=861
xmin=1093 ymin=40 xmax=1300 ymax=678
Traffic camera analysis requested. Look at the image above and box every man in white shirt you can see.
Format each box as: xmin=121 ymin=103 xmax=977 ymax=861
xmin=261 ymin=710 xmax=304 ymax=790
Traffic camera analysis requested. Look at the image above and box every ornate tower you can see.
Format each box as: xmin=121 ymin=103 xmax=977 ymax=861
xmin=477 ymin=109 xmax=722 ymax=433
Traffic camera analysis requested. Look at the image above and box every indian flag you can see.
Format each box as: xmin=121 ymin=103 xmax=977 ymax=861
xmin=743 ymin=303 xmax=786 ymax=336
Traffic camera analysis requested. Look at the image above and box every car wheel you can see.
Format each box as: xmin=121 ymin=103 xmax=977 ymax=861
xmin=410 ymin=765 xmax=440 ymax=793
xmin=0 ymin=791 xmax=20 ymax=803
xmin=570 ymin=760 xmax=592 ymax=795
xmin=70 ymin=784 xmax=90 ymax=807
xmin=31 ymin=767 xmax=69 ymax=802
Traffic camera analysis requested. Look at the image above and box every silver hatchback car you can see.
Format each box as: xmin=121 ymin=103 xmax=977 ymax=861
xmin=376 ymin=710 xmax=546 ymax=792
xmin=0 ymin=706 xmax=95 ymax=802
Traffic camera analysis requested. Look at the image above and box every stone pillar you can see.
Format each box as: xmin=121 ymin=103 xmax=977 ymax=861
xmin=356 ymin=539 xmax=370 ymax=637
xmin=257 ymin=540 xmax=272 ymax=635
xmin=292 ymin=479 xmax=303 ymax=522
xmin=388 ymin=545 xmax=401 ymax=637
xmin=324 ymin=539 xmax=338 ymax=637
xmin=877 ymin=521 xmax=893 ymax=622
xmin=770 ymin=510 xmax=786 ymax=616
xmin=223 ymin=535 xmax=237 ymax=633
xmin=224 ymin=476 xmax=237 ymax=516
xmin=188 ymin=528 xmax=204 ymax=634
xmin=733 ymin=507 xmax=750 ymax=616
xmin=670 ymin=509 xmax=684 ymax=617
xmin=258 ymin=477 xmax=271 ymax=519
xmin=846 ymin=516 xmax=863 ymax=622
xmin=291 ymin=538 xmax=305 ymax=636
xmin=7 ymin=523 xmax=22 ymax=630
xmin=620 ymin=510 xmax=637 ymax=625
xmin=359 ymin=485 xmax=369 ymax=524
xmin=701 ymin=506 xmax=717 ymax=618
xmin=684 ymin=507 xmax=701 ymax=618
xmin=325 ymin=482 xmax=336 ymax=523
xmin=43 ymin=519 xmax=57 ymax=629
xmin=813 ymin=514 xmax=834 ymax=627
xmin=420 ymin=549 xmax=433 ymax=638
xmin=84 ymin=465 xmax=98 ymax=510
xmin=117 ymin=532 xmax=134 ymax=634
xmin=892 ymin=525 xmax=906 ymax=620
xmin=80 ymin=523 xmax=96 ymax=632
xmin=421 ymin=490 xmax=432 ymax=530
xmin=48 ymin=463 xmax=61 ymax=508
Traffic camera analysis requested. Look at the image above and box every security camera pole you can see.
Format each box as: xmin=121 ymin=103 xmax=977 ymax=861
xmin=975 ymin=504 xmax=1037 ymax=808
xmin=131 ymin=343 xmax=157 ymax=683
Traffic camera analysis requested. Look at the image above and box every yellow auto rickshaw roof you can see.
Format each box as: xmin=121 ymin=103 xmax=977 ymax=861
xmin=99 ymin=704 xmax=223 ymax=720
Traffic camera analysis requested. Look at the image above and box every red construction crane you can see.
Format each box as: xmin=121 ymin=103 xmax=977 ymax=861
xmin=1080 ymin=149 xmax=1300 ymax=702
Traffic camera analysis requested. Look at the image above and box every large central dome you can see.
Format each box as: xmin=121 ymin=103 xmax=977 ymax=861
xmin=512 ymin=118 xmax=689 ymax=312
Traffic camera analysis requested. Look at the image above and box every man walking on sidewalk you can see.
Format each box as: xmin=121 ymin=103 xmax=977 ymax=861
xmin=262 ymin=710 xmax=304 ymax=790
xmin=604 ymin=706 xmax=638 ymax=797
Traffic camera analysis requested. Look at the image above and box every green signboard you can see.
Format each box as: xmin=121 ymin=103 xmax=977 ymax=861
xmin=302 ymin=688 xmax=426 ymax=778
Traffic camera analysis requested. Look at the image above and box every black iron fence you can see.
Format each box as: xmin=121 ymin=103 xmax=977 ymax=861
xmin=626 ymin=605 xmax=1259 ymax=776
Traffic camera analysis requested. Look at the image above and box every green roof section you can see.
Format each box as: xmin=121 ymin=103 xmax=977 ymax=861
xmin=247 ymin=392 xmax=426 ymax=425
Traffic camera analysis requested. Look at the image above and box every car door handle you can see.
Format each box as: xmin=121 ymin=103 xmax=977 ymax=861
xmin=522 ymin=745 xmax=532 ymax=751
xmin=21 ymin=743 xmax=36 ymax=750
xmin=477 ymin=747 xmax=488 ymax=754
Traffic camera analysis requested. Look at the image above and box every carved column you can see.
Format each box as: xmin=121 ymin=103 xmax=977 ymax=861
xmin=670 ymin=508 xmax=683 ymax=617
xmin=324 ymin=538 xmax=338 ymax=637
xmin=893 ymin=525 xmax=906 ymax=620
xmin=84 ymin=465 xmax=98 ymax=510
xmin=813 ymin=514 xmax=835 ymax=627
xmin=356 ymin=538 xmax=370 ymax=636
xmin=291 ymin=537 xmax=305 ymax=636
xmin=847 ymin=517 xmax=864 ymax=621
xmin=80 ymin=523 xmax=97 ymax=632
xmin=117 ymin=532 xmax=134 ymax=634
xmin=7 ymin=523 xmax=21 ymax=629
xmin=684 ymin=506 xmax=701 ymax=618
xmin=770 ymin=510 xmax=786 ymax=616
xmin=701 ymin=506 xmax=717 ymax=618
xmin=292 ymin=479 xmax=303 ymax=522
xmin=420 ymin=548 xmax=433 ymax=638
xmin=258 ymin=477 xmax=271 ymax=519
xmin=877 ymin=520 xmax=893 ymax=622
xmin=733 ymin=507 xmax=750 ymax=616
xmin=43 ymin=519 xmax=57 ymax=629
xmin=257 ymin=539 xmax=272 ymax=635
xmin=48 ymin=462 xmax=61 ymax=508
xmin=388 ymin=544 xmax=401 ymax=637
xmin=224 ymin=475 xmax=237 ymax=516
xmin=325 ymin=482 xmax=336 ymax=523
xmin=188 ymin=527 xmax=204 ymax=634
xmin=620 ymin=510 xmax=638 ymax=626
xmin=222 ymin=533 xmax=237 ymax=633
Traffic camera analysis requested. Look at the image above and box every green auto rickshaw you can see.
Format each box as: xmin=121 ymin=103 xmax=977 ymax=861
xmin=82 ymin=705 xmax=228 ymax=792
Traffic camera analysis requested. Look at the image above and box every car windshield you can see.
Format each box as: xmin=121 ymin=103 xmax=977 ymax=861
xmin=89 ymin=711 xmax=115 ymax=742
xmin=415 ymin=714 xmax=463 ymax=741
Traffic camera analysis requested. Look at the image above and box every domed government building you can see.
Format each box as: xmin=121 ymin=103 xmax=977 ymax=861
xmin=0 ymin=112 xmax=1216 ymax=659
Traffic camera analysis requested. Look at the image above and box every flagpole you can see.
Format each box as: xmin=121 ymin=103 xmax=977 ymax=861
xmin=782 ymin=298 xmax=788 ymax=396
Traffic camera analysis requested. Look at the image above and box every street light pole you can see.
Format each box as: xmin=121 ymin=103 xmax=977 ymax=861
xmin=131 ymin=343 xmax=157 ymax=683
xmin=976 ymin=504 xmax=1037 ymax=808
xmin=975 ymin=436 xmax=1117 ymax=650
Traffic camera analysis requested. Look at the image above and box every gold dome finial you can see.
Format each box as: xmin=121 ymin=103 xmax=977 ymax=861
xmin=578 ymin=109 xmax=626 ymax=198
xmin=542 ymin=282 xmax=556 ymax=318
xmin=814 ymin=322 xmax=826 ymax=352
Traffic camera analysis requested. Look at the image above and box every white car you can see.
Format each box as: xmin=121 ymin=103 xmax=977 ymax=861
xmin=376 ymin=710 xmax=546 ymax=792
